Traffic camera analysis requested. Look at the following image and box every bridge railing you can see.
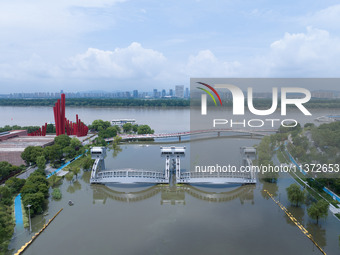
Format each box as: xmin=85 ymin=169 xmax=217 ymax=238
xmin=180 ymin=171 xmax=253 ymax=179
xmin=96 ymin=169 xmax=166 ymax=180
xmin=107 ymin=128 xmax=273 ymax=141
xmin=91 ymin=158 xmax=101 ymax=179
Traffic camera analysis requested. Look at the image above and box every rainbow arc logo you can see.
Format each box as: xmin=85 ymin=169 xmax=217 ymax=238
xmin=196 ymin=82 xmax=222 ymax=106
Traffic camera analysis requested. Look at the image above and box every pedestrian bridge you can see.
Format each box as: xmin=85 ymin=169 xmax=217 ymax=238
xmin=105 ymin=128 xmax=274 ymax=142
xmin=90 ymin=146 xmax=256 ymax=185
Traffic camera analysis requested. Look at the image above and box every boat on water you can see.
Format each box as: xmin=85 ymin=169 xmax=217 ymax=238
xmin=315 ymin=116 xmax=335 ymax=122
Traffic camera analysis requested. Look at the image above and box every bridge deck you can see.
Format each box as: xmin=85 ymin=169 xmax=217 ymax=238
xmin=91 ymin=169 xmax=169 ymax=184
xmin=105 ymin=129 xmax=274 ymax=142
xmin=90 ymin=145 xmax=257 ymax=185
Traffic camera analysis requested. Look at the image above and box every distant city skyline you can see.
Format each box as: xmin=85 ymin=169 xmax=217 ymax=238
xmin=0 ymin=86 xmax=191 ymax=99
xmin=2 ymin=88 xmax=340 ymax=100
xmin=1 ymin=1 xmax=340 ymax=93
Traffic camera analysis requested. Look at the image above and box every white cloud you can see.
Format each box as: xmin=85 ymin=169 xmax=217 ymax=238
xmin=66 ymin=42 xmax=167 ymax=79
xmin=2 ymin=25 xmax=340 ymax=92
xmin=263 ymin=27 xmax=340 ymax=76
xmin=65 ymin=0 xmax=126 ymax=8
xmin=183 ymin=50 xmax=241 ymax=77
xmin=302 ymin=4 xmax=340 ymax=30
xmin=181 ymin=27 xmax=340 ymax=78
xmin=0 ymin=0 xmax=125 ymax=36
xmin=0 ymin=54 xmax=61 ymax=80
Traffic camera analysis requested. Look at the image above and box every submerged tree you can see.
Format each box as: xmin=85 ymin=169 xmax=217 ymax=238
xmin=65 ymin=172 xmax=74 ymax=183
xmin=308 ymin=200 xmax=329 ymax=224
xmin=286 ymin=183 xmax=305 ymax=207
xmin=72 ymin=167 xmax=80 ymax=179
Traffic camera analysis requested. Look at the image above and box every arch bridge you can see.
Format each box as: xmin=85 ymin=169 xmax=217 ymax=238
xmin=90 ymin=146 xmax=256 ymax=185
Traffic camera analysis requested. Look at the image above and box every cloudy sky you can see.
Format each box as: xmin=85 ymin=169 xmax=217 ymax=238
xmin=1 ymin=0 xmax=340 ymax=93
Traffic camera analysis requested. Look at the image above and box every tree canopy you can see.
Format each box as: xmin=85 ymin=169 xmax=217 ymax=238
xmin=137 ymin=125 xmax=154 ymax=135
xmin=307 ymin=200 xmax=329 ymax=224
xmin=286 ymin=183 xmax=305 ymax=206
xmin=21 ymin=146 xmax=44 ymax=166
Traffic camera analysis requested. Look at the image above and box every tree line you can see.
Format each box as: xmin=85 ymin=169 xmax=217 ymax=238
xmin=0 ymin=134 xmax=89 ymax=253
xmin=0 ymin=98 xmax=189 ymax=107
xmin=286 ymin=183 xmax=329 ymax=224
xmin=2 ymin=97 xmax=340 ymax=108
xmin=89 ymin=119 xmax=154 ymax=146
xmin=279 ymin=121 xmax=340 ymax=197
xmin=22 ymin=135 xmax=85 ymax=168
xmin=0 ymin=124 xmax=56 ymax=134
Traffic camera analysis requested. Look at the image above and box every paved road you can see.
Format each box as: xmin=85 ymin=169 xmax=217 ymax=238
xmin=16 ymin=166 xmax=37 ymax=179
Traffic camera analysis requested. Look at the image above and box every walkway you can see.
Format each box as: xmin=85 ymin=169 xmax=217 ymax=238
xmin=46 ymin=153 xmax=83 ymax=179
xmin=105 ymin=128 xmax=274 ymax=142
xmin=14 ymin=194 xmax=23 ymax=227
xmin=14 ymin=153 xmax=84 ymax=230
xmin=276 ymin=144 xmax=340 ymax=218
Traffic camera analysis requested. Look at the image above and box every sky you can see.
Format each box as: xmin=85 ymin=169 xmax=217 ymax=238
xmin=1 ymin=0 xmax=340 ymax=93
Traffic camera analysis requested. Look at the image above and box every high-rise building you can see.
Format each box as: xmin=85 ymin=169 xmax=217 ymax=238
xmin=169 ymin=89 xmax=173 ymax=97
xmin=175 ymin=85 xmax=184 ymax=98
xmin=185 ymin=88 xmax=189 ymax=98
xmin=153 ymin=89 xmax=158 ymax=98
xmin=133 ymin=90 xmax=138 ymax=98
xmin=161 ymin=89 xmax=166 ymax=97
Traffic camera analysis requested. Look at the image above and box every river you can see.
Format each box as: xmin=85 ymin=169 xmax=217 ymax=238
xmin=1 ymin=106 xmax=340 ymax=133
xmin=4 ymin=106 xmax=340 ymax=255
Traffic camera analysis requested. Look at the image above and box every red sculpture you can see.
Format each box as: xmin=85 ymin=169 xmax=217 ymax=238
xmin=29 ymin=93 xmax=88 ymax=137
xmin=28 ymin=123 xmax=47 ymax=136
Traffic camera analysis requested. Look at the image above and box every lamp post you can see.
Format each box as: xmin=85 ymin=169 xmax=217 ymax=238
xmin=27 ymin=204 xmax=32 ymax=233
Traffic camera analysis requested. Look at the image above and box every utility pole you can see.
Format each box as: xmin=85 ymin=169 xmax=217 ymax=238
xmin=27 ymin=204 xmax=32 ymax=233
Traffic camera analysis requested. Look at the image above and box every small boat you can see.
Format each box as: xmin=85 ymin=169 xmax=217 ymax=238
xmin=68 ymin=200 xmax=74 ymax=206
xmin=315 ymin=116 xmax=335 ymax=122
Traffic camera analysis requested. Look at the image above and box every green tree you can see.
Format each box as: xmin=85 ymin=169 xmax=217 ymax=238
xmin=98 ymin=126 xmax=119 ymax=139
xmin=122 ymin=123 xmax=132 ymax=133
xmin=51 ymin=188 xmax=62 ymax=200
xmin=36 ymin=155 xmax=46 ymax=171
xmin=94 ymin=137 xmax=107 ymax=146
xmin=0 ymin=162 xmax=22 ymax=182
xmin=137 ymin=125 xmax=154 ymax=134
xmin=71 ymin=167 xmax=80 ymax=179
xmin=112 ymin=136 xmax=122 ymax=150
xmin=21 ymin=183 xmax=38 ymax=197
xmin=21 ymin=146 xmax=44 ymax=165
xmin=49 ymin=174 xmax=58 ymax=188
xmin=307 ymin=200 xmax=329 ymax=224
xmin=88 ymin=119 xmax=111 ymax=131
xmin=54 ymin=134 xmax=71 ymax=148
xmin=82 ymin=156 xmax=94 ymax=170
xmin=44 ymin=144 xmax=63 ymax=166
xmin=286 ymin=184 xmax=306 ymax=206
xmin=46 ymin=124 xmax=56 ymax=133
xmin=5 ymin=177 xmax=25 ymax=195
xmin=0 ymin=186 xmax=11 ymax=205
xmin=63 ymin=145 xmax=76 ymax=158
xmin=70 ymin=137 xmax=82 ymax=151
xmin=65 ymin=172 xmax=74 ymax=183
xmin=304 ymin=123 xmax=315 ymax=129
xmin=0 ymin=205 xmax=14 ymax=253
xmin=22 ymin=192 xmax=45 ymax=215
xmin=132 ymin=124 xmax=138 ymax=133
xmin=22 ymin=174 xmax=49 ymax=199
